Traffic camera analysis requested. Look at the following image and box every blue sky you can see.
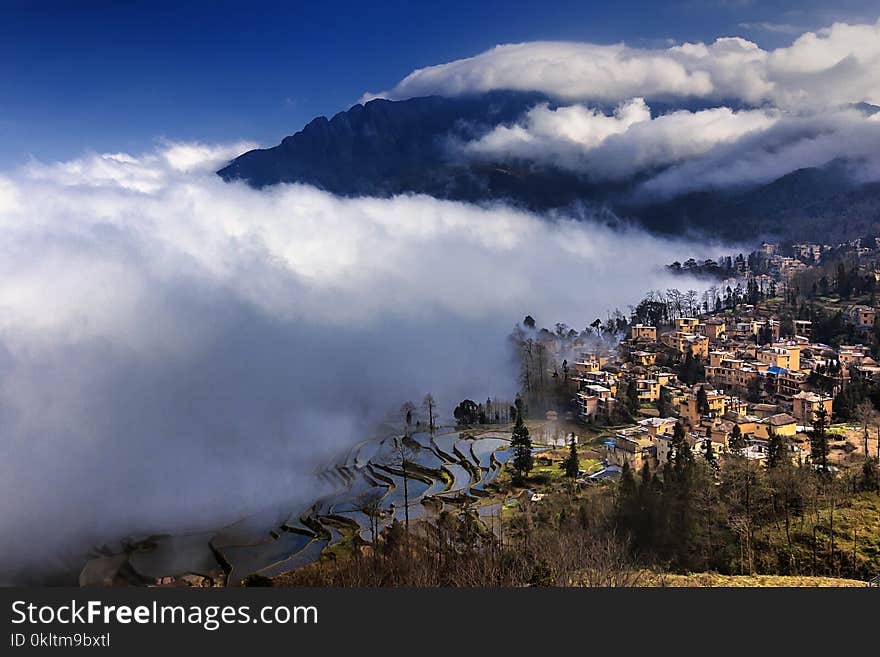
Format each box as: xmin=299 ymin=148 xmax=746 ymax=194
xmin=1 ymin=0 xmax=877 ymax=165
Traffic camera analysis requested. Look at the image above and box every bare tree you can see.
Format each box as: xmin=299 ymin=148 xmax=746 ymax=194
xmin=390 ymin=437 xmax=417 ymax=536
xmin=855 ymin=400 xmax=876 ymax=456
xmin=353 ymin=491 xmax=384 ymax=549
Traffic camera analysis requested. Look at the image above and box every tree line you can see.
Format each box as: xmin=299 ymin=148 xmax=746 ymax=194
xmin=614 ymin=419 xmax=880 ymax=578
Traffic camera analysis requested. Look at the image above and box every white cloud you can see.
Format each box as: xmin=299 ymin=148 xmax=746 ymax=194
xmin=462 ymin=98 xmax=651 ymax=162
xmin=461 ymin=98 xmax=780 ymax=179
xmin=0 ymin=142 xmax=711 ymax=583
xmin=640 ymin=106 xmax=880 ymax=196
xmin=366 ymin=19 xmax=880 ymax=109
xmin=21 ymin=140 xmax=256 ymax=193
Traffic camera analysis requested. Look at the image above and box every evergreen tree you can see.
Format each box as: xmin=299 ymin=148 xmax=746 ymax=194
xmin=729 ymin=424 xmax=746 ymax=456
xmin=679 ymin=348 xmax=704 ymax=385
xmin=671 ymin=421 xmax=694 ymax=474
xmin=766 ymin=427 xmax=785 ymax=469
xmin=679 ymin=349 xmax=695 ymax=384
xmin=510 ymin=407 xmax=533 ymax=483
xmin=563 ymin=435 xmax=579 ymax=478
xmin=626 ymin=379 xmax=640 ymax=414
xmin=636 ymin=460 xmax=657 ymax=548
xmin=658 ymin=385 xmax=673 ymax=417
xmin=616 ymin=461 xmax=638 ymax=531
xmin=837 ymin=262 xmax=851 ymax=298
xmin=703 ymin=428 xmax=717 ymax=469
xmin=696 ymin=385 xmax=710 ymax=417
xmin=666 ymin=421 xmax=697 ymax=564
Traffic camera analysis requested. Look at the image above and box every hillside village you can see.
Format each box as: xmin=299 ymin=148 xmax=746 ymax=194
xmin=515 ymin=237 xmax=880 ymax=479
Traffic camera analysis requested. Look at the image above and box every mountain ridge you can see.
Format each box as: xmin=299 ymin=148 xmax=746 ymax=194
xmin=218 ymin=94 xmax=880 ymax=243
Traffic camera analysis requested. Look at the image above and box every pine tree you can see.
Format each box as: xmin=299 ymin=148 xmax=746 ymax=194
xmin=703 ymin=428 xmax=717 ymax=469
xmin=510 ymin=407 xmax=533 ymax=483
xmin=626 ymin=379 xmax=640 ymax=414
xmin=696 ymin=385 xmax=710 ymax=417
xmin=671 ymin=421 xmax=694 ymax=474
xmin=680 ymin=349 xmax=694 ymax=384
xmin=616 ymin=461 xmax=638 ymax=532
xmin=766 ymin=427 xmax=785 ymax=468
xmin=563 ymin=435 xmax=579 ymax=478
xmin=729 ymin=423 xmax=746 ymax=456
xmin=636 ymin=460 xmax=657 ymax=548
xmin=666 ymin=421 xmax=697 ymax=564
xmin=658 ymin=385 xmax=673 ymax=417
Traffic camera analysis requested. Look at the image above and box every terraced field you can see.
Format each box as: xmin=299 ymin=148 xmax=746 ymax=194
xmin=79 ymin=429 xmax=513 ymax=586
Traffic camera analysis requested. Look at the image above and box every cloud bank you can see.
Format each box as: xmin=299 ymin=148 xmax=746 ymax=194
xmin=460 ymin=98 xmax=780 ymax=181
xmin=456 ymin=99 xmax=880 ymax=197
xmin=0 ymin=143 xmax=710 ymax=583
xmin=359 ymin=19 xmax=880 ymax=199
xmin=368 ymin=19 xmax=880 ymax=109
xmin=641 ymin=107 xmax=880 ymax=195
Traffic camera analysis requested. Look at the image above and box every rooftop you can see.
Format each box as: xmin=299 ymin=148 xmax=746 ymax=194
xmin=638 ymin=417 xmax=678 ymax=427
xmin=764 ymin=413 xmax=797 ymax=426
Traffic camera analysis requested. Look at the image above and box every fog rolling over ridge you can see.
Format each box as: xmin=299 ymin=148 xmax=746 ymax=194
xmin=0 ymin=142 xmax=712 ymax=584
xmin=221 ymin=20 xmax=880 ymax=244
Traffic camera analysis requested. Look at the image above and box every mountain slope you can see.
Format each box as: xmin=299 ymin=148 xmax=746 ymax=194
xmin=218 ymin=92 xmax=550 ymax=194
xmin=219 ymin=95 xmax=880 ymax=243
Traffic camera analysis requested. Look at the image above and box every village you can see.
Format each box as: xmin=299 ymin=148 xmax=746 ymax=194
xmin=520 ymin=237 xmax=880 ymax=480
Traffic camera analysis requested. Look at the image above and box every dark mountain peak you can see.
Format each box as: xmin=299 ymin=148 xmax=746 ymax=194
xmin=218 ymin=91 xmax=549 ymax=192
xmin=218 ymin=93 xmax=880 ymax=244
xmin=851 ymin=101 xmax=880 ymax=116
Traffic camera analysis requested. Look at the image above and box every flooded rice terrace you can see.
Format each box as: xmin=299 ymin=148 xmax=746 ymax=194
xmin=79 ymin=428 xmax=517 ymax=586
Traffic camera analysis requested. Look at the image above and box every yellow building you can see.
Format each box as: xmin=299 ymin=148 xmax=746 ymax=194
xmin=679 ymin=388 xmax=726 ymax=426
xmin=792 ymin=391 xmax=833 ymax=423
xmin=637 ymin=417 xmax=678 ymax=437
xmin=636 ymin=378 xmax=660 ymax=402
xmin=577 ymin=370 xmax=619 ymax=397
xmin=655 ymin=371 xmax=676 ymax=386
xmin=699 ymin=427 xmax=728 ymax=453
xmin=850 ymin=305 xmax=876 ymax=327
xmin=728 ymin=414 xmax=759 ymax=437
xmin=753 ymin=413 xmax=798 ymax=439
xmin=631 ymin=324 xmax=657 ymax=341
xmin=708 ymin=350 xmax=733 ymax=368
xmin=662 ymin=332 xmax=709 ymax=358
xmin=690 ymin=336 xmax=710 ymax=358
xmin=574 ymin=357 xmax=600 ymax=374
xmin=631 ymin=350 xmax=657 ymax=367
xmin=706 ymin=358 xmax=760 ymax=396
xmin=839 ymin=345 xmax=868 ymax=366
xmin=757 ymin=345 xmax=800 ymax=372
xmin=774 ymin=369 xmax=808 ymax=398
xmin=605 ymin=427 xmax=654 ymax=471
xmin=675 ymin=317 xmax=699 ymax=334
